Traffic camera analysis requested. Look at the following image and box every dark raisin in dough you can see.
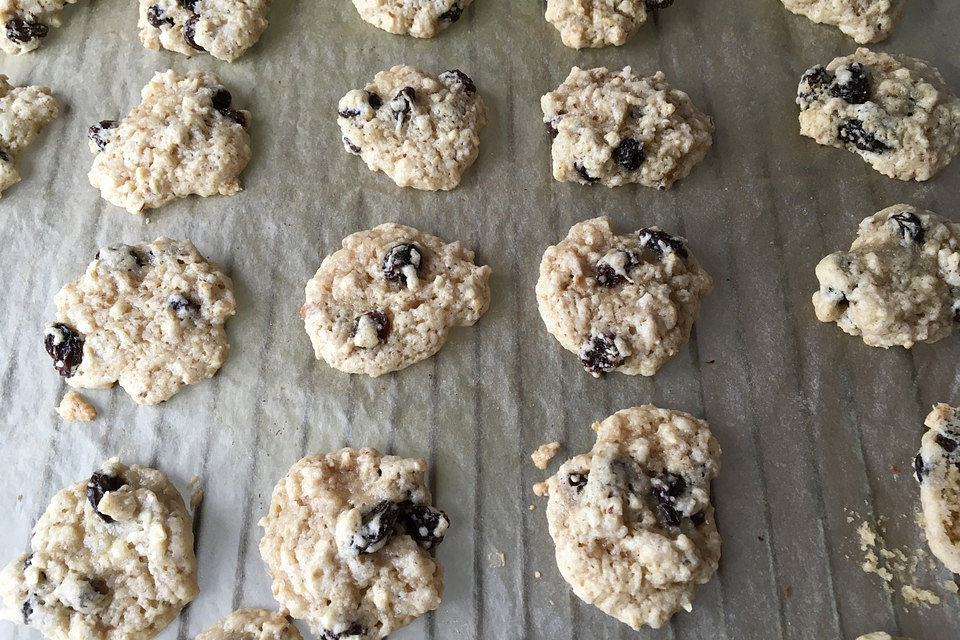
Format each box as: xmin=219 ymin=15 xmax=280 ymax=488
xmin=829 ymin=63 xmax=871 ymax=105
xmin=613 ymin=137 xmax=644 ymax=171
xmin=567 ymin=472 xmax=588 ymax=493
xmin=182 ymin=15 xmax=204 ymax=51
xmin=86 ymin=470 xmax=126 ymax=523
xmin=575 ymin=163 xmax=599 ymax=184
xmin=146 ymin=4 xmax=174 ymax=28
xmin=838 ymin=119 xmax=889 ymax=153
xmin=44 ymin=323 xmax=84 ymax=377
xmin=439 ymin=69 xmax=477 ymax=95
xmin=321 ymin=623 xmax=367 ymax=640
xmin=5 ymin=18 xmax=48 ymax=44
xmin=638 ymin=228 xmax=688 ymax=259
xmin=579 ymin=333 xmax=623 ymax=374
xmin=382 ymin=243 xmax=423 ymax=287
xmin=888 ymin=210 xmax=925 ymax=244
xmin=351 ymin=501 xmax=400 ymax=554
xmin=351 ymin=310 xmax=390 ymax=344
xmin=438 ymin=3 xmax=462 ymax=22
xmin=88 ymin=120 xmax=119 ymax=152
xmin=402 ymin=504 xmax=449 ymax=550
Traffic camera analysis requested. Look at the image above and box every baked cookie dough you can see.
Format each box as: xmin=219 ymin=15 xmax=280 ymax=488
xmin=0 ymin=458 xmax=199 ymax=640
xmin=55 ymin=390 xmax=96 ymax=422
xmin=1 ymin=0 xmax=77 ymax=54
xmin=193 ymin=609 xmax=302 ymax=640
xmin=536 ymin=217 xmax=712 ymax=377
xmin=545 ymin=0 xmax=678 ymax=49
xmin=44 ymin=238 xmax=236 ymax=405
xmin=259 ymin=448 xmax=448 ymax=639
xmin=138 ymin=0 xmax=272 ymax=61
xmin=0 ymin=75 xmax=57 ymax=197
xmin=337 ymin=65 xmax=487 ymax=190
xmin=351 ymin=0 xmax=471 ymax=38
xmin=855 ymin=633 xmax=912 ymax=640
xmin=812 ymin=205 xmax=960 ymax=349
xmin=914 ymin=403 xmax=960 ymax=574
xmin=88 ymin=69 xmax=251 ymax=213
xmin=533 ymin=406 xmax=722 ymax=629
xmin=780 ymin=0 xmax=906 ymax=43
xmin=542 ymin=66 xmax=713 ymax=189
xmin=797 ymin=48 xmax=960 ymax=182
xmin=302 ymin=223 xmax=490 ymax=376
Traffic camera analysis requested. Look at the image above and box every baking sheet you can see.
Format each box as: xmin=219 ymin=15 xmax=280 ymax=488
xmin=2 ymin=0 xmax=960 ymax=638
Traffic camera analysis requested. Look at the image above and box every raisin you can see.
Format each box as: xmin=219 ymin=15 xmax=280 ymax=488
xmin=382 ymin=243 xmax=423 ymax=288
xmin=211 ymin=89 xmax=247 ymax=127
xmin=87 ymin=470 xmax=125 ymax=523
xmin=828 ymin=63 xmax=870 ymax=105
xmin=177 ymin=0 xmax=199 ymax=10
xmin=403 ymin=504 xmax=449 ymax=550
xmin=690 ymin=510 xmax=706 ymax=526
xmin=391 ymin=87 xmax=416 ymax=124
xmin=652 ymin=485 xmax=682 ymax=527
xmin=87 ymin=120 xmax=118 ymax=152
xmin=546 ymin=122 xmax=558 ymax=139
xmin=146 ymin=4 xmax=173 ymax=28
xmin=638 ymin=228 xmax=687 ymax=258
xmin=579 ymin=333 xmax=623 ymax=375
xmin=23 ymin=554 xmax=32 ymax=569
xmin=5 ymin=18 xmax=48 ymax=44
xmin=343 ymin=137 xmax=361 ymax=154
xmin=182 ymin=15 xmax=204 ymax=51
xmin=338 ymin=108 xmax=360 ymax=118
xmin=439 ymin=3 xmax=462 ymax=22
xmin=797 ymin=65 xmax=830 ymax=104
xmin=888 ymin=210 xmax=924 ymax=244
xmin=914 ymin=452 xmax=927 ymax=482
xmin=169 ymin=294 xmax=201 ymax=320
xmin=936 ymin=433 xmax=958 ymax=453
xmin=575 ymin=163 xmax=599 ymax=184
xmin=645 ymin=0 xmax=674 ymax=9
xmin=350 ymin=310 xmax=390 ymax=345
xmin=613 ymin=137 xmax=644 ymax=171
xmin=0 ymin=149 xmax=10 ymax=162
xmin=351 ymin=501 xmax=400 ymax=554
xmin=22 ymin=598 xmax=32 ymax=624
xmin=321 ymin=623 xmax=366 ymax=640
xmin=837 ymin=119 xmax=889 ymax=153
xmin=44 ymin=323 xmax=83 ymax=377
xmin=567 ymin=472 xmax=588 ymax=493
xmin=367 ymin=91 xmax=382 ymax=109
xmin=439 ymin=69 xmax=476 ymax=95
xmin=595 ymin=250 xmax=637 ymax=287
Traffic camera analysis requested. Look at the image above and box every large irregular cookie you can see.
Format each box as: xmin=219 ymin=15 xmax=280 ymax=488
xmin=44 ymin=238 xmax=236 ymax=405
xmin=533 ymin=406 xmax=722 ymax=629
xmin=337 ymin=65 xmax=487 ymax=190
xmin=0 ymin=75 xmax=57 ymax=197
xmin=0 ymin=458 xmax=199 ymax=640
xmin=545 ymin=0 xmax=678 ymax=49
xmin=0 ymin=0 xmax=77 ymax=54
xmin=193 ymin=609 xmax=302 ymax=640
xmin=542 ymin=66 xmax=713 ymax=188
xmin=302 ymin=223 xmax=490 ymax=376
xmin=351 ymin=0 xmax=471 ymax=38
xmin=138 ymin=0 xmax=272 ymax=61
xmin=88 ymin=69 xmax=251 ymax=213
xmin=914 ymin=404 xmax=960 ymax=573
xmin=780 ymin=0 xmax=906 ymax=43
xmin=259 ymin=448 xmax=448 ymax=639
xmin=797 ymin=48 xmax=960 ymax=181
xmin=812 ymin=205 xmax=960 ymax=348
xmin=536 ymin=217 xmax=712 ymax=377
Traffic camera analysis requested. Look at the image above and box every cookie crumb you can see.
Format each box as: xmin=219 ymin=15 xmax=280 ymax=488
xmin=55 ymin=390 xmax=96 ymax=422
xmin=534 ymin=571 xmax=542 ymax=579
xmin=187 ymin=477 xmax=203 ymax=511
xmin=533 ymin=482 xmax=549 ymax=497
xmin=902 ymin=584 xmax=940 ymax=607
xmin=856 ymin=518 xmax=941 ymax=608
xmin=488 ymin=551 xmax=505 ymax=568
xmin=529 ymin=504 xmax=535 ymax=511
xmin=944 ymin=580 xmax=958 ymax=593
xmin=531 ymin=442 xmax=560 ymax=469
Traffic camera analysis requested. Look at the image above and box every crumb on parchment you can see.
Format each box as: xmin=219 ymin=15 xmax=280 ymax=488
xmin=531 ymin=442 xmax=561 ymax=469
xmin=55 ymin=391 xmax=96 ymax=422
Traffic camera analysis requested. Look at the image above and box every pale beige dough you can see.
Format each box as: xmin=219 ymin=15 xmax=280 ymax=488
xmin=55 ymin=390 xmax=96 ymax=422
xmin=545 ymin=0 xmax=678 ymax=49
xmin=855 ymin=634 xmax=912 ymax=640
xmin=780 ymin=0 xmax=906 ymax=43
xmin=532 ymin=442 xmax=561 ymax=469
xmin=915 ymin=404 xmax=960 ymax=574
xmin=0 ymin=74 xmax=57 ymax=196
xmin=0 ymin=0 xmax=77 ymax=54
xmin=351 ymin=0 xmax=472 ymax=37
xmin=193 ymin=608 xmax=302 ymax=640
xmin=138 ymin=0 xmax=272 ymax=61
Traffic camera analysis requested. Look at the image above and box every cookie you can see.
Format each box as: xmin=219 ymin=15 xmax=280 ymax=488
xmin=302 ymin=223 xmax=490 ymax=377
xmin=855 ymin=633 xmax=912 ymax=640
xmin=914 ymin=403 xmax=960 ymax=573
xmin=138 ymin=0 xmax=272 ymax=61
xmin=542 ymin=66 xmax=714 ymax=189
xmin=797 ymin=48 xmax=960 ymax=182
xmin=88 ymin=69 xmax=251 ymax=213
xmin=545 ymin=0 xmax=678 ymax=49
xmin=0 ymin=75 xmax=58 ymax=197
xmin=193 ymin=609 xmax=302 ymax=640
xmin=780 ymin=0 xmax=906 ymax=43
xmin=812 ymin=205 xmax=960 ymax=349
xmin=0 ymin=458 xmax=198 ymax=640
xmin=44 ymin=238 xmax=236 ymax=405
xmin=0 ymin=0 xmax=77 ymax=54
xmin=258 ymin=448 xmax=448 ymax=639
xmin=351 ymin=0 xmax=471 ymax=38
xmin=536 ymin=217 xmax=712 ymax=377
xmin=533 ymin=406 xmax=722 ymax=629
xmin=55 ymin=390 xmax=96 ymax=422
xmin=337 ymin=65 xmax=487 ymax=190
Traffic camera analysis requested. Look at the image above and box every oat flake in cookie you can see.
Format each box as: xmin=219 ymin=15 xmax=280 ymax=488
xmin=302 ymin=223 xmax=490 ymax=377
xmin=914 ymin=404 xmax=960 ymax=574
xmin=351 ymin=0 xmax=472 ymax=38
xmin=44 ymin=238 xmax=235 ymax=405
xmin=0 ymin=0 xmax=77 ymax=54
xmin=88 ymin=69 xmax=251 ymax=213
xmin=812 ymin=205 xmax=960 ymax=349
xmin=338 ymin=65 xmax=487 ymax=190
xmin=780 ymin=0 xmax=906 ymax=43
xmin=259 ymin=448 xmax=448 ymax=639
xmin=533 ymin=406 xmax=721 ymax=629
xmin=193 ymin=609 xmax=302 ymax=640
xmin=0 ymin=75 xmax=57 ymax=197
xmin=0 ymin=458 xmax=198 ymax=640
xmin=536 ymin=217 xmax=712 ymax=377
xmin=138 ymin=0 xmax=272 ymax=61
xmin=545 ymin=0 xmax=679 ymax=49
xmin=797 ymin=48 xmax=960 ymax=181
xmin=542 ymin=66 xmax=713 ymax=189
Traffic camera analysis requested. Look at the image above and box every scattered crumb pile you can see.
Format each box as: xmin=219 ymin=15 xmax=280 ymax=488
xmin=55 ymin=390 xmax=96 ymax=422
xmin=531 ymin=441 xmax=560 ymax=469
xmin=852 ymin=514 xmax=941 ymax=608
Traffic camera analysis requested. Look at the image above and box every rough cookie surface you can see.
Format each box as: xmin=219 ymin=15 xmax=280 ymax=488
xmin=88 ymin=69 xmax=251 ymax=213
xmin=0 ymin=458 xmax=198 ymax=640
xmin=55 ymin=390 xmax=96 ymax=422
xmin=545 ymin=0 xmax=677 ymax=49
xmin=797 ymin=48 xmax=960 ymax=181
xmin=45 ymin=238 xmax=236 ymax=405
xmin=855 ymin=633 xmax=912 ymax=640
xmin=812 ymin=205 xmax=960 ymax=349
xmin=536 ymin=217 xmax=712 ymax=377
xmin=338 ymin=65 xmax=488 ymax=191
xmin=914 ymin=404 xmax=960 ymax=574
xmin=193 ymin=609 xmax=302 ymax=640
xmin=302 ymin=223 xmax=490 ymax=377
xmin=0 ymin=0 xmax=76 ymax=54
xmin=0 ymin=75 xmax=57 ymax=196
xmin=780 ymin=0 xmax=906 ymax=43
xmin=259 ymin=448 xmax=448 ymax=640
xmin=351 ymin=0 xmax=471 ymax=37
xmin=533 ymin=406 xmax=721 ymax=629
xmin=138 ymin=0 xmax=272 ymax=61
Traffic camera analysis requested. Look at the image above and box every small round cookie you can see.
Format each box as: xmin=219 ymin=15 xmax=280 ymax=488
xmin=351 ymin=0 xmax=471 ymax=38
xmin=0 ymin=74 xmax=58 ymax=197
xmin=914 ymin=403 xmax=960 ymax=574
xmin=0 ymin=0 xmax=77 ymax=54
xmin=0 ymin=458 xmax=199 ymax=640
xmin=193 ymin=609 xmax=302 ymax=640
xmin=337 ymin=65 xmax=488 ymax=191
xmin=44 ymin=237 xmax=236 ymax=405
xmin=545 ymin=0 xmax=678 ymax=49
xmin=855 ymin=633 xmax=913 ymax=640
xmin=258 ymin=448 xmax=448 ymax=639
xmin=779 ymin=0 xmax=906 ymax=44
xmin=533 ymin=406 xmax=722 ymax=629
xmin=812 ymin=205 xmax=960 ymax=349
xmin=536 ymin=217 xmax=712 ymax=377
xmin=302 ymin=223 xmax=490 ymax=377
xmin=797 ymin=48 xmax=960 ymax=181
xmin=138 ymin=0 xmax=273 ymax=61
xmin=88 ymin=69 xmax=251 ymax=213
